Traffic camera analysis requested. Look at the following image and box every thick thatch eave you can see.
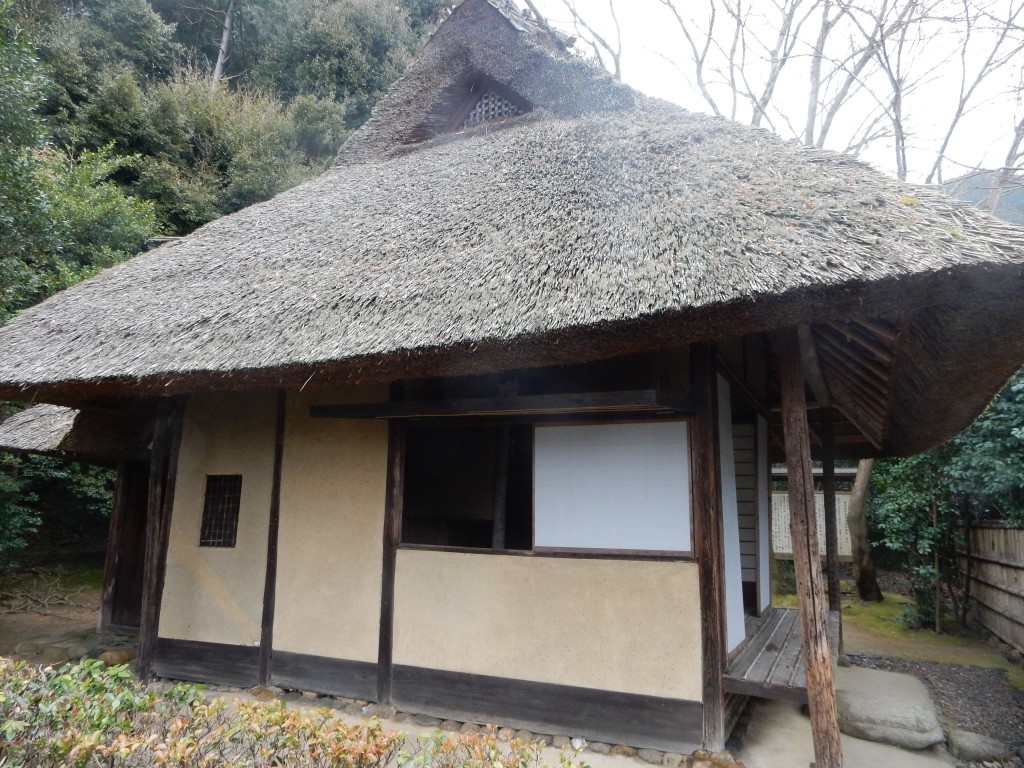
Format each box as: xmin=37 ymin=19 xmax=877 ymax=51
xmin=0 ymin=404 xmax=151 ymax=463
xmin=0 ymin=0 xmax=1021 ymax=457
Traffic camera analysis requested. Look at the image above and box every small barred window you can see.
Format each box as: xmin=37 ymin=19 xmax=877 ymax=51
xmin=461 ymin=89 xmax=522 ymax=129
xmin=199 ymin=474 xmax=242 ymax=548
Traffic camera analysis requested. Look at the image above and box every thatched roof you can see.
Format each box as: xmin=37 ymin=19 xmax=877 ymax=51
xmin=0 ymin=405 xmax=150 ymax=462
xmin=0 ymin=0 xmax=1022 ymax=456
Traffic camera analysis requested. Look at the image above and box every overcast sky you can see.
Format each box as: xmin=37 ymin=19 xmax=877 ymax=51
xmin=529 ymin=0 xmax=1023 ymax=185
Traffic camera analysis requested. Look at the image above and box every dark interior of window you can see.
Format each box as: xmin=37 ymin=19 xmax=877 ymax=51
xmin=402 ymin=423 xmax=532 ymax=549
xmin=199 ymin=474 xmax=242 ymax=548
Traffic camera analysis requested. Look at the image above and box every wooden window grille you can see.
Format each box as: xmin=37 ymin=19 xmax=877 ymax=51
xmin=461 ymin=89 xmax=522 ymax=129
xmin=199 ymin=474 xmax=242 ymax=548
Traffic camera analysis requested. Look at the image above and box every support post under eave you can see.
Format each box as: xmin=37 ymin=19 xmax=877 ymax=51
xmin=773 ymin=330 xmax=843 ymax=768
xmin=691 ymin=343 xmax=726 ymax=752
xmin=136 ymin=396 xmax=187 ymax=680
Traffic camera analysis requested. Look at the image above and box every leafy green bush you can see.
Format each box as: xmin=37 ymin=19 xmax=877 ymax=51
xmin=0 ymin=659 xmax=589 ymax=768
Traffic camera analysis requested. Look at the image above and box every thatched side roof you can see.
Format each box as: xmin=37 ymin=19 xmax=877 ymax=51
xmin=0 ymin=405 xmax=150 ymax=462
xmin=0 ymin=0 xmax=1021 ymax=456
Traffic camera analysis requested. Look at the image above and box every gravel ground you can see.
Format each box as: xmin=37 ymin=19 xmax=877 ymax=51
xmin=849 ymin=652 xmax=1024 ymax=765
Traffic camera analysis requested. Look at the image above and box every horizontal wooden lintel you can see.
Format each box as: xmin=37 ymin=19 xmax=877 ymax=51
xmin=310 ymin=389 xmax=691 ymax=420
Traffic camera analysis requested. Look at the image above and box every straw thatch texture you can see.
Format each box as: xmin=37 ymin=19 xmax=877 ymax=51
xmin=0 ymin=0 xmax=1021 ymax=455
xmin=0 ymin=406 xmax=79 ymax=454
xmin=0 ymin=405 xmax=150 ymax=461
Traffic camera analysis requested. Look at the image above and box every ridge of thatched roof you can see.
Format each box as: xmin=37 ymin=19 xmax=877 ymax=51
xmin=0 ymin=0 xmax=1021 ymax=456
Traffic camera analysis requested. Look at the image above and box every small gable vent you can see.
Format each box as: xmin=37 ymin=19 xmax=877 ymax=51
xmin=461 ymin=88 xmax=522 ymax=129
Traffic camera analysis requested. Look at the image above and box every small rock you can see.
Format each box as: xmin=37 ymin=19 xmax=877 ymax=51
xmin=66 ymin=645 xmax=89 ymax=659
xmin=393 ymin=711 xmax=417 ymax=723
xmin=460 ymin=722 xmax=480 ymax=735
xmin=344 ymin=703 xmax=364 ymax=715
xmin=39 ymin=646 xmax=72 ymax=665
xmin=552 ymin=735 xmax=572 ymax=749
xmin=413 ymin=715 xmax=442 ymax=727
xmin=99 ymin=651 xmax=137 ymax=667
xmin=947 ymin=729 xmax=1011 ymax=762
xmin=147 ymin=680 xmax=172 ymax=694
xmin=1010 ymin=648 xmax=1023 ymax=664
xmin=514 ymin=730 xmax=534 ymax=742
xmin=281 ymin=691 xmax=302 ymax=702
xmin=334 ymin=697 xmax=356 ymax=705
xmin=250 ymin=685 xmax=284 ymax=699
xmin=837 ymin=653 xmax=851 ymax=668
xmin=301 ymin=690 xmax=319 ymax=698
xmin=14 ymin=641 xmax=40 ymax=656
xmin=610 ymin=745 xmax=637 ymax=757
xmin=318 ymin=698 xmax=346 ymax=710
xmin=588 ymin=742 xmax=611 ymax=755
xmin=837 ymin=688 xmax=944 ymax=749
xmin=638 ymin=748 xmax=663 ymax=764
xmin=499 ymin=728 xmax=516 ymax=739
xmin=439 ymin=720 xmax=461 ymax=732
xmin=661 ymin=753 xmax=683 ymax=767
xmin=532 ymin=734 xmax=552 ymax=746
xmin=363 ymin=704 xmax=398 ymax=719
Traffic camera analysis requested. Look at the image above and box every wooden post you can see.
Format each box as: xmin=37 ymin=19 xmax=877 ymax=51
xmin=377 ymin=419 xmax=406 ymax=704
xmin=491 ymin=426 xmax=510 ymax=550
xmin=773 ymin=329 xmax=843 ymax=768
xmin=136 ymin=396 xmax=186 ymax=680
xmin=822 ymin=413 xmax=841 ymax=614
xmin=691 ymin=343 xmax=726 ymax=752
xmin=259 ymin=390 xmax=287 ymax=685
xmin=99 ymin=461 xmax=128 ymax=632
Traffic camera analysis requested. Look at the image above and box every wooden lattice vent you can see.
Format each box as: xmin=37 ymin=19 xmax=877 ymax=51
xmin=461 ymin=89 xmax=522 ymax=129
xmin=442 ymin=79 xmax=532 ymax=134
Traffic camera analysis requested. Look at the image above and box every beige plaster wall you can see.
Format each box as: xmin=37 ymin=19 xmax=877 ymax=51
xmin=272 ymin=386 xmax=388 ymax=662
xmin=393 ymin=550 xmax=702 ymax=700
xmin=160 ymin=391 xmax=277 ymax=645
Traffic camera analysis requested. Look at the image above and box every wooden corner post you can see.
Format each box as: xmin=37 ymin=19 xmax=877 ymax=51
xmin=137 ymin=396 xmax=187 ymax=680
xmin=691 ymin=343 xmax=726 ymax=752
xmin=772 ymin=329 xmax=843 ymax=768
xmin=377 ymin=418 xmax=406 ymax=704
xmin=259 ymin=390 xmax=287 ymax=685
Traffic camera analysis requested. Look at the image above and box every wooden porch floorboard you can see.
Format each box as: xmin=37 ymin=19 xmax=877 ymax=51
xmin=723 ymin=607 xmax=840 ymax=703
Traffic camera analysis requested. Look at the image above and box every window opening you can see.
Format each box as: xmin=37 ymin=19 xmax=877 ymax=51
xmin=402 ymin=424 xmax=532 ymax=549
xmin=199 ymin=474 xmax=242 ymax=548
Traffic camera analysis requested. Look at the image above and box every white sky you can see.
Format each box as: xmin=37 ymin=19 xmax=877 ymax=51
xmin=530 ymin=0 xmax=1024 ymax=185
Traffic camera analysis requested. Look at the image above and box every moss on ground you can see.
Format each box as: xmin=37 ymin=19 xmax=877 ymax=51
xmin=774 ymin=590 xmax=1024 ymax=689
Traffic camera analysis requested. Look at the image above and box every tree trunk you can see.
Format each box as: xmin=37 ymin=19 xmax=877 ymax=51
xmin=211 ymin=0 xmax=236 ymax=90
xmin=848 ymin=458 xmax=883 ymax=601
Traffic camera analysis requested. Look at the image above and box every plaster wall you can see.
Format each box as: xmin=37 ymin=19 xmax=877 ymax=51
xmin=272 ymin=386 xmax=388 ymax=662
xmin=393 ymin=549 xmax=702 ymax=700
xmin=160 ymin=392 xmax=277 ymax=645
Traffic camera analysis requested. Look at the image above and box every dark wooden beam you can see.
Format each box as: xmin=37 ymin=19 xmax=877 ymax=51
xmin=311 ymin=390 xmax=690 ymax=420
xmin=691 ymin=343 xmax=726 ymax=752
xmin=773 ymin=329 xmax=843 ymax=768
xmin=99 ymin=461 xmax=128 ymax=632
xmin=822 ymin=412 xmax=841 ymax=615
xmin=136 ymin=396 xmax=186 ymax=680
xmin=259 ymin=390 xmax=287 ymax=685
xmin=798 ymin=325 xmax=832 ymax=408
xmin=377 ymin=419 xmax=406 ymax=704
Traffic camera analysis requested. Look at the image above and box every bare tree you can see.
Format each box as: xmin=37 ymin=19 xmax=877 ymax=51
xmin=558 ymin=0 xmax=623 ymax=80
xmin=211 ymin=0 xmax=237 ymax=90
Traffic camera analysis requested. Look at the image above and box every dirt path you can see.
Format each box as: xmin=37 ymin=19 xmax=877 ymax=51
xmin=0 ymin=584 xmax=103 ymax=661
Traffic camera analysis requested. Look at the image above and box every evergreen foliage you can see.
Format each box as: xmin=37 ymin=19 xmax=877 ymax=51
xmin=0 ymin=0 xmax=443 ymax=565
xmin=869 ymin=369 xmax=1024 ymax=627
